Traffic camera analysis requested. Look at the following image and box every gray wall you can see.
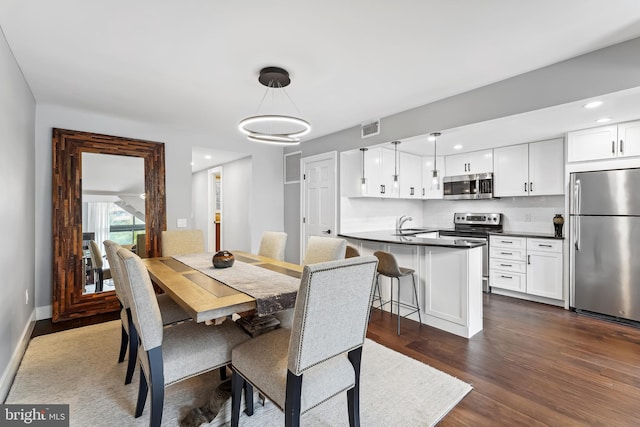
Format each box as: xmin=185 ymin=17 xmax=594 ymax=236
xmin=221 ymin=157 xmax=252 ymax=252
xmin=0 ymin=27 xmax=36 ymax=399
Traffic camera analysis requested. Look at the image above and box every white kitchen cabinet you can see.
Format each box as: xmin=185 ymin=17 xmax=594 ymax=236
xmin=567 ymin=120 xmax=640 ymax=162
xmin=489 ymin=236 xmax=527 ymax=292
xmin=345 ymin=147 xmax=397 ymax=198
xmin=445 ymin=149 xmax=493 ymax=176
xmin=493 ymin=138 xmax=564 ymax=197
xmin=399 ymin=152 xmax=422 ymax=199
xmin=421 ymin=155 xmax=444 ymax=199
xmin=380 ymin=147 xmax=399 ymax=198
xmin=526 ymin=239 xmax=563 ymax=300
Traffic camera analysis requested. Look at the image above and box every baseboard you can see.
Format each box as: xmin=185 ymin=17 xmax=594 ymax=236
xmin=36 ymin=305 xmax=52 ymax=320
xmin=0 ymin=309 xmax=35 ymax=403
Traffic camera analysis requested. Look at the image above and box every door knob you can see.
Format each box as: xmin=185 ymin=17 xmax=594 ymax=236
xmin=322 ymin=229 xmax=331 ymax=234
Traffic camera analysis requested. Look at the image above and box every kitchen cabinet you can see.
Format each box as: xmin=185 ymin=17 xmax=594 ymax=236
xmin=490 ymin=235 xmax=562 ymax=300
xmin=340 ymin=147 xmax=399 ymax=198
xmin=493 ymin=138 xmax=564 ymax=197
xmin=567 ymin=120 xmax=640 ymax=162
xmin=399 ymin=152 xmax=422 ymax=199
xmin=421 ymin=155 xmax=444 ymax=199
xmin=445 ymin=149 xmax=493 ymax=176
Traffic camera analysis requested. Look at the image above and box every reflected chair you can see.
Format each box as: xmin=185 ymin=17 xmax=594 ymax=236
xmin=88 ymin=240 xmax=112 ymax=292
xmin=104 ymin=240 xmax=190 ymax=385
xmin=258 ymin=231 xmax=288 ymax=261
xmin=161 ymin=229 xmax=205 ymax=256
xmin=302 ymin=236 xmax=347 ymax=265
xmin=345 ymin=245 xmax=360 ymax=258
xmin=117 ymin=248 xmax=250 ymax=427
xmin=372 ymin=251 xmax=422 ymax=335
xmin=230 ymin=256 xmax=379 ymax=427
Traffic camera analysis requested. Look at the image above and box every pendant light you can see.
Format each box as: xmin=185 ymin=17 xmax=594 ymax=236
xmin=238 ymin=67 xmax=311 ymax=145
xmin=391 ymin=140 xmax=401 ymax=189
xmin=430 ymin=132 xmax=441 ymax=190
xmin=360 ymin=147 xmax=368 ymax=195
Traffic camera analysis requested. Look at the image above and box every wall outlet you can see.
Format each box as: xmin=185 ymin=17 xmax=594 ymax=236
xmin=525 ymin=213 xmax=532 ymax=222
xmin=177 ymin=218 xmax=187 ymax=228
xmin=25 ymin=289 xmax=29 ymax=305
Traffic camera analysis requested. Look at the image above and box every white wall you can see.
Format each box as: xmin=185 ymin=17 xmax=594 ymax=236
xmin=0 ymin=27 xmax=36 ymax=400
xmin=221 ymin=157 xmax=252 ymax=251
xmin=192 ymin=169 xmax=209 ymax=249
xmin=34 ymin=105 xmax=284 ymax=315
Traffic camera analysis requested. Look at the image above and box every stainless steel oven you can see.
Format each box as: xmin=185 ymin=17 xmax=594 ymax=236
xmin=438 ymin=213 xmax=503 ymax=293
xmin=443 ymin=173 xmax=493 ymax=200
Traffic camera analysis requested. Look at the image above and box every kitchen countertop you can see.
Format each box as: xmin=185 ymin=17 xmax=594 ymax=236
xmin=338 ymin=230 xmax=486 ymax=249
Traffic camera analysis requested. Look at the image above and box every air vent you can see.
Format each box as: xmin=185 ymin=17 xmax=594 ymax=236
xmin=361 ymin=120 xmax=380 ymax=138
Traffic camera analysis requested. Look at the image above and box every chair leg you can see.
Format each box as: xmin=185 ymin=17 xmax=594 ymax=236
xmin=396 ymin=277 xmax=401 ymax=335
xmin=135 ymin=368 xmax=148 ymax=418
xmin=96 ymin=269 xmax=104 ymax=292
xmin=219 ymin=365 xmax=227 ymax=381
xmin=231 ymin=370 xmax=246 ymax=427
xmin=411 ymin=274 xmax=422 ymax=325
xmin=347 ymin=347 xmax=363 ymax=427
xmin=284 ymin=370 xmax=303 ymax=427
xmin=244 ymin=381 xmax=254 ymax=416
xmin=147 ymin=347 xmax=165 ymax=427
xmin=125 ymin=310 xmax=138 ymax=385
xmin=118 ymin=324 xmax=128 ymax=363
xmin=389 ymin=277 xmax=394 ymax=317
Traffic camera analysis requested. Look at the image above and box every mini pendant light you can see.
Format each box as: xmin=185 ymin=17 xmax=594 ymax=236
xmin=360 ymin=147 xmax=368 ymax=195
xmin=392 ymin=140 xmax=401 ymax=189
xmin=430 ymin=132 xmax=441 ymax=190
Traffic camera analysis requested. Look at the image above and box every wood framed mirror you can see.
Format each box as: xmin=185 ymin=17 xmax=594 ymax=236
xmin=52 ymin=128 xmax=166 ymax=322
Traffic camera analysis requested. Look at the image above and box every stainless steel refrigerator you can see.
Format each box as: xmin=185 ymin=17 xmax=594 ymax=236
xmin=570 ymin=168 xmax=640 ymax=322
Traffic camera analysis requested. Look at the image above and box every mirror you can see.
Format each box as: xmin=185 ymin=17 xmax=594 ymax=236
xmin=52 ymin=128 xmax=166 ymax=322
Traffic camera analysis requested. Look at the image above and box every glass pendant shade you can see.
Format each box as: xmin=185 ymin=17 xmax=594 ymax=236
xmin=430 ymin=132 xmax=441 ymax=191
xmin=359 ymin=147 xmax=368 ymax=195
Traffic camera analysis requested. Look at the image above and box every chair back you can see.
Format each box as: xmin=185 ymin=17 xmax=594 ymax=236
xmin=103 ymin=240 xmax=127 ymax=306
xmin=288 ymin=256 xmax=378 ymax=375
xmin=117 ymin=248 xmax=163 ymax=351
xmin=373 ymin=250 xmax=403 ymax=277
xmin=345 ymin=245 xmax=360 ymax=258
xmin=161 ymin=230 xmax=205 ymax=256
xmin=302 ymin=236 xmax=347 ymax=265
xmin=88 ymin=240 xmax=104 ymax=269
xmin=258 ymin=231 xmax=287 ymax=261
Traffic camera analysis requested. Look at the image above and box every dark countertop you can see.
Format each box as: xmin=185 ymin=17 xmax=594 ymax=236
xmin=338 ymin=230 xmax=486 ymax=249
xmin=489 ymin=231 xmax=565 ymax=240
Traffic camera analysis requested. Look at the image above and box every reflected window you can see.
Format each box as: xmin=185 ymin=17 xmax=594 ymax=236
xmin=109 ymin=204 xmax=145 ymax=245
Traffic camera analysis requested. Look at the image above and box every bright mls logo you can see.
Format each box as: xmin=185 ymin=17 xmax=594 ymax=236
xmin=1 ymin=405 xmax=69 ymax=426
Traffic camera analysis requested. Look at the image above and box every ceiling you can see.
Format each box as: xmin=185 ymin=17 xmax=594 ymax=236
xmin=2 ymin=1 xmax=640 ymax=160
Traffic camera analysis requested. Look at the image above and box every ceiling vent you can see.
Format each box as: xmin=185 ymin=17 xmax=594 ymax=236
xmin=361 ymin=120 xmax=380 ymax=139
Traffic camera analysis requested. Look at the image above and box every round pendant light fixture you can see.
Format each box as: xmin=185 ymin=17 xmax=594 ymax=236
xmin=239 ymin=67 xmax=311 ymax=145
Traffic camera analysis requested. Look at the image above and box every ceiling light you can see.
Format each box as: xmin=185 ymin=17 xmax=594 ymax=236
xmin=190 ymin=162 xmax=195 ymax=166
xmin=360 ymin=148 xmax=368 ymax=195
xmin=584 ymin=101 xmax=603 ymax=109
xmin=238 ymin=66 xmax=311 ymax=145
xmin=596 ymin=117 xmax=612 ymax=123
xmin=453 ymin=144 xmax=463 ymax=150
xmin=391 ymin=140 xmax=400 ymax=189
xmin=430 ymin=132 xmax=441 ymax=190
xmin=204 ymin=155 xmax=212 ymax=160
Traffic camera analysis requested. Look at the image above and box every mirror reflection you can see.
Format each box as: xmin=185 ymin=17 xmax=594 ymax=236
xmin=81 ymin=152 xmax=145 ymax=294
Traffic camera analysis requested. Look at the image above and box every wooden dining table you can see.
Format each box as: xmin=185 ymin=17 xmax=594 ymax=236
xmin=142 ymin=251 xmax=303 ymax=323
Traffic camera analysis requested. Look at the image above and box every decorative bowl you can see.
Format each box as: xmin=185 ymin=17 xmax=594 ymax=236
xmin=212 ymin=250 xmax=234 ymax=268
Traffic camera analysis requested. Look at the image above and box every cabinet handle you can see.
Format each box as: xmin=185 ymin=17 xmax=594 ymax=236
xmin=467 ymin=162 xmax=471 ymax=172
xmin=499 ymin=263 xmax=512 ymax=267
xmin=612 ymin=140 xmax=615 ymax=155
xmin=530 ymin=182 xmax=533 ymax=193
xmin=500 ymin=275 xmax=513 ymax=279
xmin=538 ymin=244 xmax=553 ymax=247
xmin=524 ymin=182 xmax=527 ymax=192
xmin=410 ymin=187 xmax=414 ymax=196
xmin=380 ymin=185 xmax=385 ymax=194
xmin=527 ymin=255 xmax=531 ymax=265
xmin=500 ymin=252 xmax=513 ymax=255
xmin=464 ymin=163 xmax=467 ymax=172
xmin=422 ymin=188 xmax=425 ymax=196
xmin=620 ymin=139 xmax=624 ymax=154
xmin=500 ymin=240 xmax=514 ymax=244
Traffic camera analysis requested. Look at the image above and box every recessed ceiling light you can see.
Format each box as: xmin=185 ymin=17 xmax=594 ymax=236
xmin=584 ymin=101 xmax=603 ymax=109
xmin=190 ymin=162 xmax=195 ymax=166
xmin=596 ymin=117 xmax=612 ymax=123
xmin=204 ymin=155 xmax=212 ymax=160
xmin=453 ymin=144 xmax=463 ymax=150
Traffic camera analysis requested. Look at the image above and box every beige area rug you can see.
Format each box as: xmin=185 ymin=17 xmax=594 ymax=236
xmin=6 ymin=321 xmax=471 ymax=426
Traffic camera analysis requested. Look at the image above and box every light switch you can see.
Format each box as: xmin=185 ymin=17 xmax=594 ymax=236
xmin=177 ymin=218 xmax=187 ymax=228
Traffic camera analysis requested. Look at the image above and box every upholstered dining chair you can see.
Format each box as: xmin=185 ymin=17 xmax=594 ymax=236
xmin=230 ymin=256 xmax=379 ymax=427
xmin=161 ymin=229 xmax=205 ymax=256
xmin=116 ymin=248 xmax=250 ymax=427
xmin=302 ymin=235 xmax=347 ymax=265
xmin=258 ymin=231 xmax=287 ymax=261
xmin=103 ymin=240 xmax=190 ymax=385
xmin=345 ymin=245 xmax=360 ymax=258
xmin=88 ymin=240 xmax=112 ymax=292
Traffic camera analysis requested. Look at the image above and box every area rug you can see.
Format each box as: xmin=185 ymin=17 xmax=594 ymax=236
xmin=6 ymin=321 xmax=471 ymax=426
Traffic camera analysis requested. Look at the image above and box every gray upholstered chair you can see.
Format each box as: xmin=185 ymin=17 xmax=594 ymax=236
xmin=373 ymin=250 xmax=421 ymax=335
xmin=345 ymin=245 xmax=360 ymax=258
xmin=302 ymin=235 xmax=347 ymax=265
xmin=161 ymin=229 xmax=205 ymax=256
xmin=88 ymin=240 xmax=112 ymax=292
xmin=258 ymin=231 xmax=288 ymax=261
xmin=104 ymin=240 xmax=190 ymax=385
xmin=116 ymin=248 xmax=250 ymax=427
xmin=230 ymin=256 xmax=379 ymax=427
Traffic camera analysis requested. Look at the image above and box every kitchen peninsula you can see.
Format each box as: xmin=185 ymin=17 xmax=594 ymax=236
xmin=339 ymin=230 xmax=484 ymax=338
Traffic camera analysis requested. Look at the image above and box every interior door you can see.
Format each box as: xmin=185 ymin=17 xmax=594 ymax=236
xmin=301 ymin=152 xmax=337 ymax=259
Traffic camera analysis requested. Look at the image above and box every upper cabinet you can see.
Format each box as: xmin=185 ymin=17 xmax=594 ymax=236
xmin=421 ymin=155 xmax=445 ymax=199
xmin=494 ymin=138 xmax=564 ymax=197
xmin=567 ymin=120 xmax=640 ymax=162
xmin=340 ymin=147 xmax=400 ymax=198
xmin=399 ymin=152 xmax=422 ymax=199
xmin=445 ymin=149 xmax=493 ymax=176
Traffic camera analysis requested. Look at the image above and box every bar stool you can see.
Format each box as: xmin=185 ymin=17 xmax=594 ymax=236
xmin=373 ymin=251 xmax=421 ymax=335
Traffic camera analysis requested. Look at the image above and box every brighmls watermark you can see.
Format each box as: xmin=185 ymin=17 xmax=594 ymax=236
xmin=1 ymin=405 xmax=68 ymax=426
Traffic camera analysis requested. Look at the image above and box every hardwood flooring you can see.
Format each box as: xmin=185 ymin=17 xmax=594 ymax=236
xmin=32 ymin=294 xmax=640 ymax=425
xmin=366 ymin=293 xmax=640 ymax=426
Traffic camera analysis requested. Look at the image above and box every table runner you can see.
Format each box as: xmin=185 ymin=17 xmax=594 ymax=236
xmin=172 ymin=253 xmax=300 ymax=316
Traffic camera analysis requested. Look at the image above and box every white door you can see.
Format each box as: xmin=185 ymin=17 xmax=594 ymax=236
xmin=301 ymin=152 xmax=337 ymax=260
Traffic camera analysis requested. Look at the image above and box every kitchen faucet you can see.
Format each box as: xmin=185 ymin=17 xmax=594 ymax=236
xmin=396 ymin=215 xmax=413 ymax=233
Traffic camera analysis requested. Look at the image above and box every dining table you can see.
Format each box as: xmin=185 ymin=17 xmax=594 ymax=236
xmin=142 ymin=251 xmax=303 ymax=324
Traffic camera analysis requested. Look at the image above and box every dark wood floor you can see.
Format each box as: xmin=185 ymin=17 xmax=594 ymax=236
xmin=366 ymin=293 xmax=640 ymax=426
xmin=32 ymin=294 xmax=640 ymax=425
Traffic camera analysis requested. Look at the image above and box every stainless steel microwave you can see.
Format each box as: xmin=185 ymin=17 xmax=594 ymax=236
xmin=443 ymin=173 xmax=493 ymax=200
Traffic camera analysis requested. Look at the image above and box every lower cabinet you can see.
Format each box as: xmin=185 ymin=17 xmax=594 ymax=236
xmin=490 ymin=235 xmax=563 ymax=301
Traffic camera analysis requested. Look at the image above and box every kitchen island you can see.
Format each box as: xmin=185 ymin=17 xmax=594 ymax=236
xmin=339 ymin=230 xmax=484 ymax=338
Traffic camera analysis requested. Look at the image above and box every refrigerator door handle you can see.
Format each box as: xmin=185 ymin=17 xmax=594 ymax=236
xmin=573 ymin=178 xmax=581 ymax=250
